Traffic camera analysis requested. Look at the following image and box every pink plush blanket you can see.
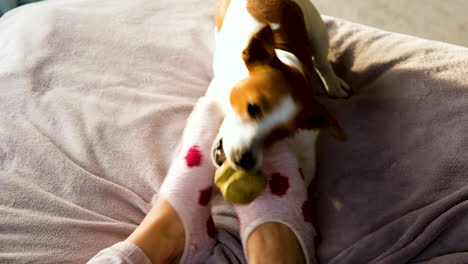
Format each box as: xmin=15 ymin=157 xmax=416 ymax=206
xmin=0 ymin=0 xmax=467 ymax=263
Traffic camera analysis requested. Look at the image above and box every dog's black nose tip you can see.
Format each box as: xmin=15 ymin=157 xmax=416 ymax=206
xmin=236 ymin=151 xmax=256 ymax=170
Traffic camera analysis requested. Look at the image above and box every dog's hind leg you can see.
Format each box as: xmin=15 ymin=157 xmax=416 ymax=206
xmin=293 ymin=0 xmax=351 ymax=98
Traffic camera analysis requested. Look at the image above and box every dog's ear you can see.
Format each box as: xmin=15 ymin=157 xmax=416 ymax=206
xmin=242 ymin=26 xmax=276 ymax=70
xmin=299 ymin=103 xmax=347 ymax=141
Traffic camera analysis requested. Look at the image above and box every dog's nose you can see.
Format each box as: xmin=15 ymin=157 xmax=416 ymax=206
xmin=235 ymin=151 xmax=256 ymax=170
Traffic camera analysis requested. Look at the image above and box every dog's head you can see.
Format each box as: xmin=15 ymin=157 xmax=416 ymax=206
xmin=212 ymin=26 xmax=346 ymax=171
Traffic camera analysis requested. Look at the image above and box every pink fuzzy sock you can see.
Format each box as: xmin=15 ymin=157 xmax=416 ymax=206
xmin=158 ymin=97 xmax=223 ymax=263
xmin=235 ymin=142 xmax=317 ymax=263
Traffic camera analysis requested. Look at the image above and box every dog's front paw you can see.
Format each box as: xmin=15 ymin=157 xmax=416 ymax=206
xmin=325 ymin=75 xmax=352 ymax=99
xmin=314 ymin=67 xmax=353 ymax=99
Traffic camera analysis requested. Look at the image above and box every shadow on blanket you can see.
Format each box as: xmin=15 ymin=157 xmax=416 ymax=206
xmin=311 ymin=17 xmax=468 ymax=263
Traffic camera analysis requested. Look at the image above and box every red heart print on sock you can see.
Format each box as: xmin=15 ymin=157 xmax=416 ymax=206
xmin=198 ymin=186 xmax=213 ymax=206
xmin=269 ymin=173 xmax=289 ymax=196
xmin=185 ymin=145 xmax=202 ymax=167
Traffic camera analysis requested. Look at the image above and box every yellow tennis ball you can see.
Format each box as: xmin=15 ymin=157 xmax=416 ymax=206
xmin=215 ymin=162 xmax=267 ymax=204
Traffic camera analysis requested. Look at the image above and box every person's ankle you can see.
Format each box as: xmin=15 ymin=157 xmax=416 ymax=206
xmin=150 ymin=199 xmax=186 ymax=262
xmin=247 ymin=222 xmax=305 ymax=264
xmin=126 ymin=198 xmax=185 ymax=264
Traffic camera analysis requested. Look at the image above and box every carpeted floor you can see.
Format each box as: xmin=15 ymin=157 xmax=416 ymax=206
xmin=313 ymin=0 xmax=468 ymax=47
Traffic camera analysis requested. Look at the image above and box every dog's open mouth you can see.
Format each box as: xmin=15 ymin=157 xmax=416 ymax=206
xmin=213 ymin=138 xmax=226 ymax=167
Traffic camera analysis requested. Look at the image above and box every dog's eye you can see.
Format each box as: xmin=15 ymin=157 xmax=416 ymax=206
xmin=247 ymin=103 xmax=262 ymax=119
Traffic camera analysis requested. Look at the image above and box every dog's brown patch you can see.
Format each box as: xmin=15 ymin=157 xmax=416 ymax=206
xmin=216 ymin=0 xmax=346 ymax=143
xmin=232 ymin=22 xmax=346 ymax=142
xmin=246 ymin=0 xmax=314 ymax=72
xmin=230 ymin=65 xmax=288 ymax=121
xmin=244 ymin=0 xmax=346 ymax=141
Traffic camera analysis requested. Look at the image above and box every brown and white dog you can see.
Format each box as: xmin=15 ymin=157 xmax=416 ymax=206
xmin=207 ymin=0 xmax=350 ymax=174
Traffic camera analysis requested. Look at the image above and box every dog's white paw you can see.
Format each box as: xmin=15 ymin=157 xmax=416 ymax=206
xmin=314 ymin=67 xmax=352 ymax=98
xmin=324 ymin=75 xmax=352 ymax=98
